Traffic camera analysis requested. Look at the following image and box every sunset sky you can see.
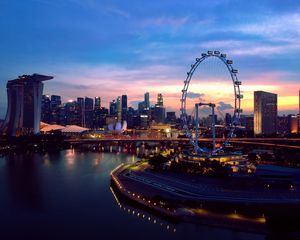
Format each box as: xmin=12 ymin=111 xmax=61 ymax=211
xmin=0 ymin=0 xmax=299 ymax=118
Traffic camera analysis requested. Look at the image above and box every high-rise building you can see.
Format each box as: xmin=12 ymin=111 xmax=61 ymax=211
xmin=144 ymin=92 xmax=150 ymax=109
xmin=157 ymin=93 xmax=163 ymax=107
xmin=121 ymin=95 xmax=127 ymax=122
xmin=153 ymin=93 xmax=165 ymax=123
xmin=254 ymin=91 xmax=277 ymax=135
xmin=65 ymin=100 xmax=78 ymax=125
xmin=116 ymin=96 xmax=122 ymax=122
xmin=41 ymin=95 xmax=51 ymax=123
xmin=50 ymin=95 xmax=61 ymax=124
xmin=77 ymin=97 xmax=84 ymax=126
xmin=1 ymin=74 xmax=53 ymax=136
xmin=109 ymin=100 xmax=117 ymax=116
xmin=138 ymin=101 xmax=146 ymax=114
xmin=95 ymin=97 xmax=101 ymax=110
xmin=84 ymin=97 xmax=94 ymax=128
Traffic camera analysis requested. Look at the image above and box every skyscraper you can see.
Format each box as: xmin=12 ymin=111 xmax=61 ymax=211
xmin=84 ymin=97 xmax=94 ymax=128
xmin=254 ymin=91 xmax=277 ymax=135
xmin=153 ymin=93 xmax=165 ymax=123
xmin=50 ymin=95 xmax=61 ymax=124
xmin=157 ymin=93 xmax=163 ymax=107
xmin=144 ymin=92 xmax=150 ymax=109
xmin=41 ymin=95 xmax=51 ymax=123
xmin=109 ymin=100 xmax=117 ymax=116
xmin=77 ymin=97 xmax=84 ymax=126
xmin=95 ymin=96 xmax=101 ymax=110
xmin=1 ymin=74 xmax=53 ymax=136
xmin=121 ymin=95 xmax=127 ymax=122
xmin=117 ymin=96 xmax=122 ymax=122
xmin=65 ymin=100 xmax=78 ymax=125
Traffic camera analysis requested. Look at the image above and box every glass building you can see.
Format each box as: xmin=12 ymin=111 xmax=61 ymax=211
xmin=254 ymin=91 xmax=277 ymax=135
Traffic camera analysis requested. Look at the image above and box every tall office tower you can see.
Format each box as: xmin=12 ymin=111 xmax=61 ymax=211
xmin=50 ymin=95 xmax=61 ymax=124
xmin=95 ymin=96 xmax=101 ymax=110
xmin=254 ymin=91 xmax=277 ymax=135
xmin=116 ymin=96 xmax=122 ymax=122
xmin=157 ymin=93 xmax=163 ymax=107
xmin=109 ymin=99 xmax=117 ymax=116
xmin=1 ymin=74 xmax=53 ymax=136
xmin=121 ymin=95 xmax=127 ymax=122
xmin=77 ymin=97 xmax=85 ymax=127
xmin=41 ymin=95 xmax=51 ymax=123
xmin=84 ymin=97 xmax=94 ymax=128
xmin=144 ymin=92 xmax=150 ymax=109
xmin=153 ymin=106 xmax=165 ymax=123
xmin=138 ymin=101 xmax=146 ymax=114
xmin=153 ymin=93 xmax=165 ymax=123
xmin=65 ymin=100 xmax=78 ymax=125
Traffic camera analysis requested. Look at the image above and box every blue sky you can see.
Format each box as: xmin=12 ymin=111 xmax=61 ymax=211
xmin=0 ymin=0 xmax=299 ymax=117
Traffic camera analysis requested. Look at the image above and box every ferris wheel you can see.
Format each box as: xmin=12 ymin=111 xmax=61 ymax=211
xmin=180 ymin=51 xmax=242 ymax=154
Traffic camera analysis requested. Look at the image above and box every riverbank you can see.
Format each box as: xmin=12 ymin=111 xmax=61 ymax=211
xmin=111 ymin=161 xmax=300 ymax=234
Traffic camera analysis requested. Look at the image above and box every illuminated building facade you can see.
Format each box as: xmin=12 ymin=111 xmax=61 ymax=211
xmin=1 ymin=74 xmax=53 ymax=136
xmin=254 ymin=91 xmax=277 ymax=135
xmin=116 ymin=96 xmax=122 ymax=122
xmin=153 ymin=93 xmax=165 ymax=123
xmin=95 ymin=96 xmax=101 ymax=110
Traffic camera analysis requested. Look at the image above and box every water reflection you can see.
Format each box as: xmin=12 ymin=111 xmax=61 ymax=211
xmin=110 ymin=187 xmax=178 ymax=234
xmin=5 ymin=153 xmax=43 ymax=210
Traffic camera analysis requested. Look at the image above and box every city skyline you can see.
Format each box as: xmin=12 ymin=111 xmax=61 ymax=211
xmin=0 ymin=1 xmax=300 ymax=118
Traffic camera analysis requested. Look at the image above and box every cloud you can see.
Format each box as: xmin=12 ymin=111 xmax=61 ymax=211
xmin=104 ymin=6 xmax=130 ymax=19
xmin=186 ymin=92 xmax=205 ymax=99
xmin=217 ymin=101 xmax=233 ymax=111
xmin=142 ymin=16 xmax=190 ymax=28
xmin=236 ymin=13 xmax=300 ymax=41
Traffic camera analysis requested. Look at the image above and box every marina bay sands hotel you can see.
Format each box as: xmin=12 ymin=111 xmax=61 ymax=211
xmin=1 ymin=74 xmax=53 ymax=136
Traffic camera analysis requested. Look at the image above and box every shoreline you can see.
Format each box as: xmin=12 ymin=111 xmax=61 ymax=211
xmin=111 ymin=161 xmax=300 ymax=234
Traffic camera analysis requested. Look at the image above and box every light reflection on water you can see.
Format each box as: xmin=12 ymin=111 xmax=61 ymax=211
xmin=0 ymin=150 xmax=268 ymax=240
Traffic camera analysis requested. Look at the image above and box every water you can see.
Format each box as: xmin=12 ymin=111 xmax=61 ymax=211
xmin=0 ymin=150 xmax=265 ymax=240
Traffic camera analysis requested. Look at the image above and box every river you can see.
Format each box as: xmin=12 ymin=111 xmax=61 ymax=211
xmin=0 ymin=150 xmax=267 ymax=240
